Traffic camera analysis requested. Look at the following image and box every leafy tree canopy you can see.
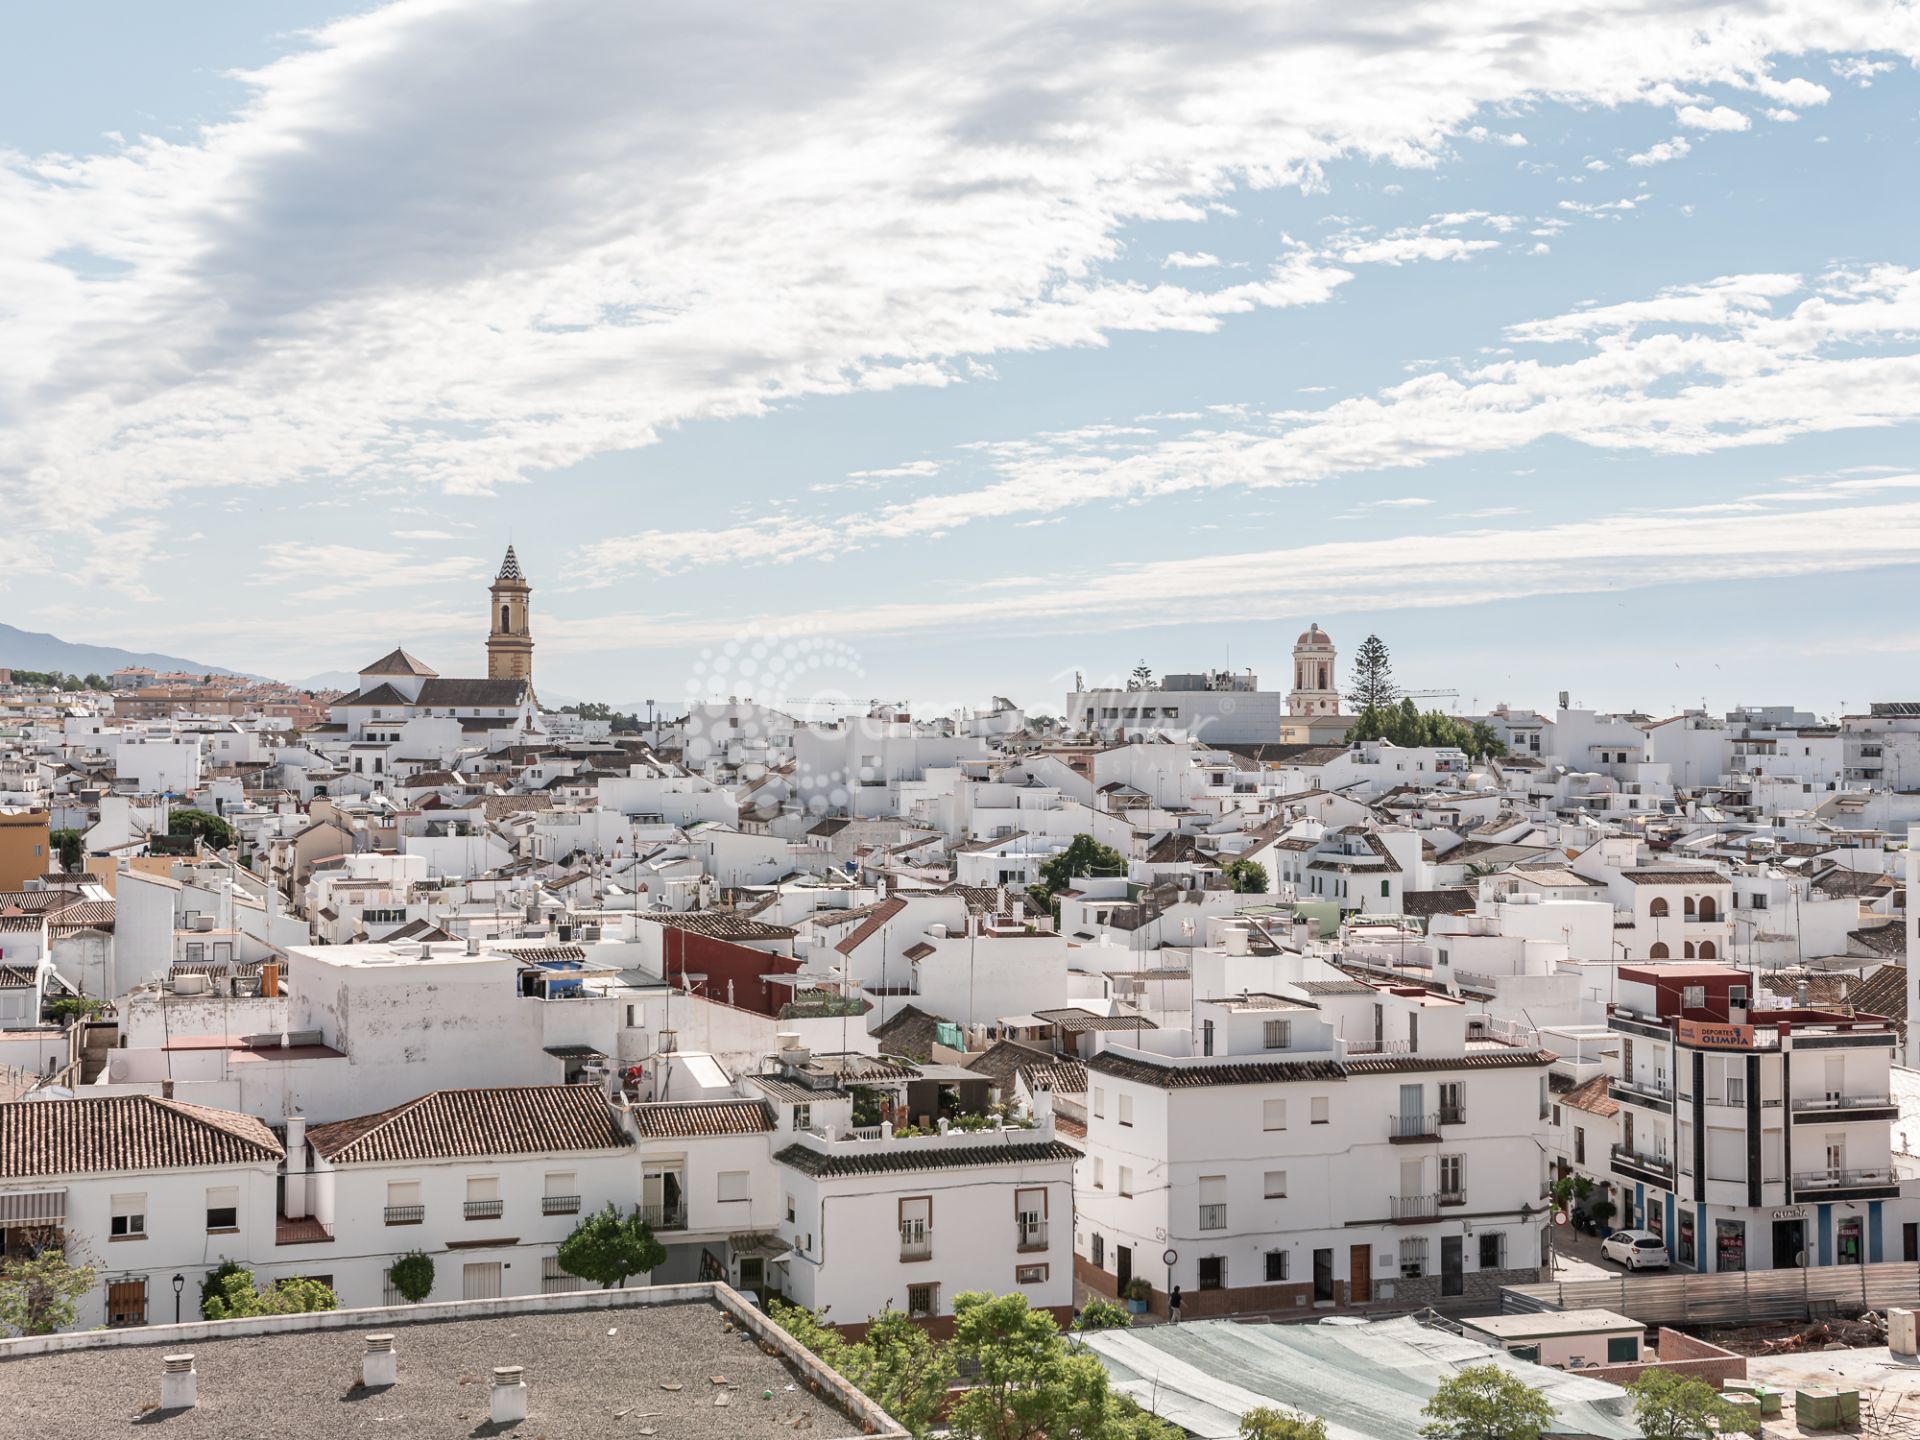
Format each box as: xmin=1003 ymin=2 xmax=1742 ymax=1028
xmin=168 ymin=807 xmax=237 ymax=848
xmin=388 ymin=1250 xmax=435 ymax=1304
xmin=1242 ymin=1408 xmax=1331 ymax=1440
xmin=1420 ymin=1364 xmax=1556 ymax=1440
xmin=0 ymin=1247 xmax=96 ymax=1337
xmin=1347 ymin=634 xmax=1395 ymax=714
xmin=1628 ymin=1369 xmax=1754 ymax=1440
xmin=201 ymin=1267 xmax=338 ymax=1320
xmin=556 ymin=1203 xmax=666 ymax=1288
xmin=1222 ymin=858 xmax=1269 ymax=894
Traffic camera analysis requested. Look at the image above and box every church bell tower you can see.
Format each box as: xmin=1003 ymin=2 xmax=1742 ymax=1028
xmin=487 ymin=545 xmax=534 ymax=682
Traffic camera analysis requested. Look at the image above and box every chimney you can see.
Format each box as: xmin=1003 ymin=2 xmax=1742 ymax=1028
xmin=284 ymin=1115 xmax=309 ymax=1218
xmin=162 ymin=1354 xmax=198 ymax=1411
xmin=490 ymin=1366 xmax=528 ymax=1424
xmin=362 ymin=1334 xmax=397 ymax=1389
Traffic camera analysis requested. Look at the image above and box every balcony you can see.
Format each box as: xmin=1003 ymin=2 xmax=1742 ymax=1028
xmin=900 ymin=1225 xmax=932 ymax=1261
xmin=464 ymin=1199 xmax=505 ymax=1221
xmin=1390 ymin=1194 xmax=1438 ymax=1223
xmin=275 ymin=1215 xmax=334 ymax=1245
xmin=640 ymin=1201 xmax=687 ymax=1231
xmin=1613 ymin=1075 xmax=1675 ymax=1109
xmin=1017 ymin=1219 xmax=1048 ymax=1251
xmin=542 ymin=1194 xmax=582 ymax=1216
xmin=384 ymin=1205 xmax=425 ymax=1226
xmin=1388 ymin=1112 xmax=1441 ymax=1143
xmin=1791 ymin=1094 xmax=1894 ymax=1116
xmin=1439 ymin=1104 xmax=1466 ymax=1126
xmin=1793 ymin=1167 xmax=1897 ymax=1192
xmin=1438 ymin=1189 xmax=1466 ymax=1208
xmin=1610 ymin=1144 xmax=1674 ymax=1184
xmin=1198 ymin=1204 xmax=1227 ymax=1232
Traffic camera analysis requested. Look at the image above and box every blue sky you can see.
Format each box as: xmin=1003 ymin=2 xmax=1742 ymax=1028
xmin=3 ymin=3 xmax=1919 ymax=719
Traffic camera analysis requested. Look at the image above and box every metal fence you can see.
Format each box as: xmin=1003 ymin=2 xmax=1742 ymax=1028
xmin=1503 ymin=1261 xmax=1920 ymax=1324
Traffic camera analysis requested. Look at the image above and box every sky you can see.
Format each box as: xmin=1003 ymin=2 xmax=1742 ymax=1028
xmin=3 ymin=2 xmax=1920 ymax=721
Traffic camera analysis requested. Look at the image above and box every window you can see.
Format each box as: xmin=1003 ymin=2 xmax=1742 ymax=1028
xmin=786 ymin=1194 xmax=796 ymax=1223
xmin=1400 ymin=1236 xmax=1428 ymax=1278
xmin=1264 ymin=1170 xmax=1287 ymax=1198
xmin=1016 ymin=1263 xmax=1049 ymax=1284
xmin=1727 ymin=1075 xmax=1745 ymax=1106
xmin=1265 ymin=1250 xmax=1289 ymax=1283
xmin=1263 ymin=1020 xmax=1292 ymax=1050
xmin=1119 ymin=1166 xmax=1134 ymax=1198
xmin=1439 ymin=1081 xmax=1463 ymax=1123
xmin=543 ymin=1254 xmax=587 ymax=1295
xmin=1575 ymin=1126 xmax=1586 ymax=1164
xmin=1016 ymin=1188 xmax=1048 ymax=1249
xmin=1682 ymin=984 xmax=1706 ymax=1010
xmin=1381 ymin=879 xmax=1391 ymax=898
xmin=1093 ymin=1157 xmax=1105 ymax=1189
xmin=1263 ymin=1098 xmax=1287 ymax=1131
xmin=1198 ymin=1256 xmax=1225 ymax=1290
xmin=206 ymin=1185 xmax=239 ymax=1231
xmin=110 ymin=1193 xmax=146 ymax=1239
xmin=543 ymin=1171 xmax=580 ymax=1215
xmin=900 ymin=1196 xmax=932 ymax=1260
xmin=906 ymin=1283 xmax=938 ymax=1319
xmin=1118 ymin=1094 xmax=1133 ymax=1128
xmin=1438 ymin=1155 xmax=1465 ymax=1201
xmin=1092 ymin=1233 xmax=1105 ymax=1268
xmin=1093 ymin=1087 xmax=1105 ymax=1118
xmin=1202 ymin=1019 xmax=1215 ymax=1056
xmin=1650 ymin=897 xmax=1670 ymax=918
xmin=1551 ymin=1104 xmax=1561 ymax=1126
xmin=1479 ymin=1232 xmax=1505 ymax=1269
xmin=465 ymin=1175 xmax=503 ymax=1220
xmin=463 ymin=1261 xmax=503 ymax=1301
xmin=1198 ymin=1176 xmax=1226 ymax=1231
xmin=1649 ymin=943 xmax=1670 ymax=960
xmin=1310 ymin=1096 xmax=1329 ymax=1125
xmin=386 ymin=1180 xmax=423 ymax=1224
xmin=106 ymin=1279 xmax=147 ymax=1328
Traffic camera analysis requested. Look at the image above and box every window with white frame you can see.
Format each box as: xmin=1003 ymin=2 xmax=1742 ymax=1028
xmin=906 ymin=1283 xmax=938 ymax=1319
xmin=1118 ymin=1093 xmax=1133 ymax=1127
xmin=1093 ymin=1087 xmax=1105 ymax=1118
xmin=205 ymin=1186 xmax=238 ymax=1231
xmin=1093 ymin=1157 xmax=1105 ymax=1189
xmin=717 ymin=1170 xmax=752 ymax=1203
xmin=1310 ymin=1096 xmax=1329 ymax=1124
xmin=1682 ymin=985 xmax=1706 ymax=1009
xmin=1263 ymin=1020 xmax=1291 ymax=1050
xmin=1438 ymin=1154 xmax=1465 ymax=1200
xmin=110 ymin=1193 xmax=146 ymax=1239
xmin=1263 ymin=1098 xmax=1287 ymax=1131
xmin=1399 ymin=1236 xmax=1428 ymax=1278
xmin=1264 ymin=1170 xmax=1287 ymax=1198
xmin=1119 ymin=1166 xmax=1134 ymax=1198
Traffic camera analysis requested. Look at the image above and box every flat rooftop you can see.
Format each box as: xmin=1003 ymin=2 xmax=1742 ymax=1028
xmin=0 ymin=1290 xmax=890 ymax=1439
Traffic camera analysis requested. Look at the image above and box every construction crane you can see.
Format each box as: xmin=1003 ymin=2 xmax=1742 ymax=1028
xmin=1394 ymin=688 xmax=1460 ymax=705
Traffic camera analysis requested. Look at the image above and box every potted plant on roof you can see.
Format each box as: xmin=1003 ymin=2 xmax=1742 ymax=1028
xmin=1123 ymin=1275 xmax=1153 ymax=1315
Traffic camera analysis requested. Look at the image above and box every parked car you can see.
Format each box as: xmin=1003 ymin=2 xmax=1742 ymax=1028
xmin=1601 ymin=1229 xmax=1670 ymax=1270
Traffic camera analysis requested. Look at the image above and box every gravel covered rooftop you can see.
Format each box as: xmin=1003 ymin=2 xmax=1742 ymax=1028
xmin=0 ymin=1295 xmax=879 ymax=1439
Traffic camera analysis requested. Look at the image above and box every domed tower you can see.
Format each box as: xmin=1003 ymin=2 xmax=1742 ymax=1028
xmin=487 ymin=545 xmax=534 ymax=682
xmin=1288 ymin=624 xmax=1338 ymax=716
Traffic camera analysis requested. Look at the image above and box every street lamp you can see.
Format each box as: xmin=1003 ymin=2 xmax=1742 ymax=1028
xmin=172 ymin=1272 xmax=185 ymax=1325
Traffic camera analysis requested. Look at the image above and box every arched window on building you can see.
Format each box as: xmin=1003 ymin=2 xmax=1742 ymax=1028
xmin=501 ymin=603 xmax=511 ymax=632
xmin=1698 ymin=940 xmax=1717 ymax=960
xmin=1698 ymin=896 xmax=1718 ymax=922
xmin=1683 ymin=896 xmax=1696 ymax=917
xmin=1649 ymin=942 xmax=1670 ymax=960
xmin=1649 ymin=897 xmax=1670 ymax=918
xmin=1683 ymin=942 xmax=1695 ymax=959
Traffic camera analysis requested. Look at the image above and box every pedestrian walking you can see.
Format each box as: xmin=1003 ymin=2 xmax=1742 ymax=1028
xmin=1168 ymin=1284 xmax=1182 ymax=1325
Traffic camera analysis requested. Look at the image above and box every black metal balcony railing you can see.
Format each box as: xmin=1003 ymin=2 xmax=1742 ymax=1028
xmin=542 ymin=1194 xmax=582 ymax=1216
xmin=275 ymin=1215 xmax=334 ymax=1245
xmin=1611 ymin=1143 xmax=1674 ymax=1178
xmin=1389 ymin=1112 xmax=1441 ymax=1142
xmin=1198 ymin=1204 xmax=1227 ymax=1232
xmin=640 ymin=1201 xmax=687 ymax=1231
xmin=1614 ymin=1075 xmax=1674 ymax=1104
xmin=384 ymin=1205 xmax=425 ymax=1226
xmin=464 ymin=1199 xmax=505 ymax=1221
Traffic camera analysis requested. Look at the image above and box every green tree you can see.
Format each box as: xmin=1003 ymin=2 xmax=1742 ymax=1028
xmin=1073 ymin=1297 xmax=1135 ymax=1332
xmin=1466 ymin=721 xmax=1507 ymax=761
xmin=201 ymin=1267 xmax=338 ymax=1320
xmin=47 ymin=828 xmax=84 ymax=870
xmin=387 ymin=1250 xmax=435 ymax=1303
xmin=1029 ymin=834 xmax=1127 ymax=919
xmin=769 ymin=1302 xmax=955 ymax=1440
xmin=44 ymin=995 xmax=106 ymax=1026
xmin=168 ymin=808 xmax=237 ymax=849
xmin=1127 ymin=662 xmax=1155 ymax=692
xmin=0 ymin=1247 xmax=96 ymax=1337
xmin=1347 ymin=634 xmax=1395 ymax=713
xmin=81 ymin=673 xmax=106 ymax=690
xmin=1242 ymin=1408 xmax=1330 ymax=1440
xmin=556 ymin=1203 xmax=666 ymax=1288
xmin=1627 ymin=1369 xmax=1752 ymax=1440
xmin=1420 ymin=1364 xmax=1556 ymax=1440
xmin=1222 ymin=858 xmax=1269 ymax=894
xmin=946 ymin=1290 xmax=1180 ymax=1440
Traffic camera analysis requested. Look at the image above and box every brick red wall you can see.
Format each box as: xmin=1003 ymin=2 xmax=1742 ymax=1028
xmin=659 ymin=929 xmax=800 ymax=1017
xmin=1585 ymin=1328 xmax=1747 ymax=1390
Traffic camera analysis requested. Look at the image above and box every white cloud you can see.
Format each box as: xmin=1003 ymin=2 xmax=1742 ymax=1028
xmin=1831 ymin=57 xmax=1897 ymax=86
xmin=1627 ymin=136 xmax=1691 ymax=166
xmin=251 ymin=543 xmax=485 ymax=601
xmin=1676 ymin=103 xmax=1752 ymax=130
xmin=1766 ymin=108 xmax=1801 ymax=121
xmin=0 ymin=0 xmax=1911 ymax=568
xmin=1163 ymin=251 xmax=1222 ymax=269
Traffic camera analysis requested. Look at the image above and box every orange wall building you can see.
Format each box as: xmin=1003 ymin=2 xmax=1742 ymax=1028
xmin=0 ymin=809 xmax=51 ymax=889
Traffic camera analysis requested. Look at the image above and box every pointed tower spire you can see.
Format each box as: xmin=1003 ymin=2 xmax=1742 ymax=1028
xmin=497 ymin=544 xmax=523 ymax=582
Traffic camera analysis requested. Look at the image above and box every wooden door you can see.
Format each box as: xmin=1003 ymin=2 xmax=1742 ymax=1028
xmin=1349 ymin=1245 xmax=1371 ymax=1303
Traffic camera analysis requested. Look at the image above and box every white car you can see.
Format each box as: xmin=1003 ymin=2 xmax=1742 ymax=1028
xmin=1601 ymin=1229 xmax=1670 ymax=1270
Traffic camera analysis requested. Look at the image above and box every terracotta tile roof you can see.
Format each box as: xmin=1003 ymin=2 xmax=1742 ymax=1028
xmin=0 ymin=1095 xmax=282 ymax=1177
xmin=963 ymin=1038 xmax=1055 ymax=1089
xmin=1622 ymin=868 xmax=1729 ymax=885
xmin=0 ymin=964 xmax=41 ymax=987
xmin=629 ymin=1099 xmax=774 ymax=1138
xmin=773 ymin=1137 xmax=1078 ymax=1178
xmin=1031 ymin=1007 xmax=1157 ymax=1034
xmin=834 ymin=896 xmax=906 ymax=956
xmin=747 ymin=1075 xmax=849 ymax=1104
xmin=1401 ymin=887 xmax=1476 ymax=918
xmin=45 ymin=898 xmax=115 ymax=931
xmin=640 ymin=911 xmax=798 ymax=941
xmin=1850 ymin=963 xmax=1907 ymax=1031
xmin=871 ymin=1004 xmax=950 ymax=1061
xmin=1559 ymin=1074 xmax=1619 ymax=1118
xmin=1851 ymin=926 xmax=1908 ymax=960
xmin=307 ymin=1084 xmax=631 ymax=1164
xmin=1814 ymin=867 xmax=1895 ymax=897
xmin=1022 ymin=1060 xmax=1088 ymax=1094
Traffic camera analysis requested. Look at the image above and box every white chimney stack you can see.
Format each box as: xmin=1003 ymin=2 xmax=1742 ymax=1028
xmin=362 ymin=1334 xmax=396 ymax=1389
xmin=284 ymin=1115 xmax=309 ymax=1218
xmin=162 ymin=1354 xmax=198 ymax=1411
xmin=491 ymin=1366 xmax=528 ymax=1424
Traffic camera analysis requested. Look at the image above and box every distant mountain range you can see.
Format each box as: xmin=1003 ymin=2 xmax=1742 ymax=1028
xmin=0 ymin=622 xmax=261 ymax=682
